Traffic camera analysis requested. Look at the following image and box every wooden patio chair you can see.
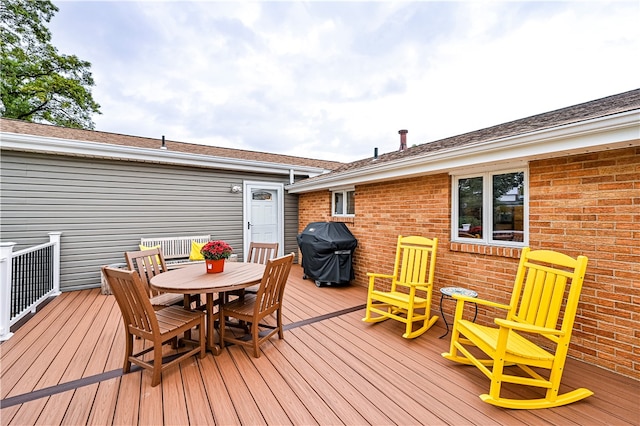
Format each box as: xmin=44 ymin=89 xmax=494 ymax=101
xmin=219 ymin=253 xmax=294 ymax=357
xmin=243 ymin=242 xmax=279 ymax=294
xmin=247 ymin=241 xmax=279 ymax=264
xmin=362 ymin=235 xmax=439 ymax=339
xmin=225 ymin=242 xmax=280 ymax=303
xmin=102 ymin=266 xmax=205 ymax=387
xmin=442 ymin=247 xmax=592 ymax=409
xmin=125 ymin=248 xmax=198 ymax=309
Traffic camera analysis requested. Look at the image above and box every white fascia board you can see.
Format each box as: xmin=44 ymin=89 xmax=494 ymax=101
xmin=287 ymin=110 xmax=639 ymax=193
xmin=0 ymin=132 xmax=329 ymax=177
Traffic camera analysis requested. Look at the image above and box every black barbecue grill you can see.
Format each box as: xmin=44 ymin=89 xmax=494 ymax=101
xmin=297 ymin=222 xmax=357 ymax=287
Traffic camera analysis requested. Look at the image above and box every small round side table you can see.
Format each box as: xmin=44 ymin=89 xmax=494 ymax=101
xmin=439 ymin=287 xmax=478 ymax=339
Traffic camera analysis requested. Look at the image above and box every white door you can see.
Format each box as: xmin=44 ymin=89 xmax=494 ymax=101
xmin=243 ymin=182 xmax=284 ymax=259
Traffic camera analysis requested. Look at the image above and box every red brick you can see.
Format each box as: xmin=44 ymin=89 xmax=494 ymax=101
xmin=298 ymin=146 xmax=640 ymax=379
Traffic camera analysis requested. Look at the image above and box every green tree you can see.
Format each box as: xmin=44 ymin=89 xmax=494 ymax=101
xmin=1 ymin=0 xmax=100 ymax=129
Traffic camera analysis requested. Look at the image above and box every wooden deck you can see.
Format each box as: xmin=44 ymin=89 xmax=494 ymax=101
xmin=1 ymin=265 xmax=638 ymax=425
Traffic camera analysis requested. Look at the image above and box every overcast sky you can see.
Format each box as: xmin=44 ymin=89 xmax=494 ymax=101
xmin=48 ymin=1 xmax=639 ymax=162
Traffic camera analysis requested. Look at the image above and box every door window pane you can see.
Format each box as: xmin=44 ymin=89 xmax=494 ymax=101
xmin=252 ymin=191 xmax=273 ymax=201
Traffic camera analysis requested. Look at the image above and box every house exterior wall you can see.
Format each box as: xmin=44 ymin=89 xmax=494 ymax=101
xmin=297 ymin=146 xmax=639 ymax=379
xmin=1 ymin=151 xmax=299 ymax=291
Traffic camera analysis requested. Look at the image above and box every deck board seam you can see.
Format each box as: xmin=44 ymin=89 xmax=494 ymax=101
xmin=283 ymin=304 xmax=366 ymax=331
xmin=0 ymin=304 xmax=366 ymax=409
xmin=0 ymin=368 xmax=126 ymax=409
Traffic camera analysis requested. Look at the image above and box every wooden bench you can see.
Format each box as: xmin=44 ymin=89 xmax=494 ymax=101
xmin=140 ymin=235 xmax=211 ymax=267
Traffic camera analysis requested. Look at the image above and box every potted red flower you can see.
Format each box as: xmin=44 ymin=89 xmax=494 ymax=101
xmin=201 ymin=240 xmax=233 ymax=273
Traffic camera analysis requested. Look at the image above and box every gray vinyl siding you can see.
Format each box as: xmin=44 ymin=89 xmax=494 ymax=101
xmin=1 ymin=151 xmax=301 ymax=291
xmin=283 ymin=189 xmax=299 ymax=259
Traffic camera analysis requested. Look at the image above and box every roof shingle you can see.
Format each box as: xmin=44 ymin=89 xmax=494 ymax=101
xmin=0 ymin=118 xmax=343 ymax=170
xmin=329 ymin=88 xmax=640 ymax=175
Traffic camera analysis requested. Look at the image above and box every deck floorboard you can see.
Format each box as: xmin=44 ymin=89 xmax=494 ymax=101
xmin=1 ymin=265 xmax=638 ymax=425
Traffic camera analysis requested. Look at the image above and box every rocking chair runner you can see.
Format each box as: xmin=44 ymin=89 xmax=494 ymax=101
xmin=362 ymin=235 xmax=438 ymax=339
xmin=442 ymin=247 xmax=592 ymax=409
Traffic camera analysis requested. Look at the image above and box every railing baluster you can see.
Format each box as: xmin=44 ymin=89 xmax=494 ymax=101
xmin=0 ymin=233 xmax=62 ymax=341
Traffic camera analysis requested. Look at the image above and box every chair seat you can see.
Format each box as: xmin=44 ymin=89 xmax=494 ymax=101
xmin=371 ymin=289 xmax=428 ymax=307
xmin=150 ymin=292 xmax=185 ymax=307
xmin=458 ymin=320 xmax=554 ymax=361
xmin=223 ymin=294 xmax=258 ymax=316
xmin=155 ymin=305 xmax=205 ymax=333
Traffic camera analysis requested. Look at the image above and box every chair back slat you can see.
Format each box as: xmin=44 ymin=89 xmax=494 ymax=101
xmin=394 ymin=236 xmax=437 ymax=290
xmin=102 ymin=267 xmax=158 ymax=333
xmin=255 ymin=253 xmax=294 ymax=315
xmin=125 ymin=248 xmax=168 ymax=297
xmin=247 ymin=242 xmax=279 ymax=264
xmin=510 ymin=248 xmax=589 ymax=339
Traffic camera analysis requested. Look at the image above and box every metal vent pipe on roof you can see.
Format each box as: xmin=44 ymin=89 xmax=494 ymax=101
xmin=399 ymin=129 xmax=408 ymax=151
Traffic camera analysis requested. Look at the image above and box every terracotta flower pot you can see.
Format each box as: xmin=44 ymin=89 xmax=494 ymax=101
xmin=205 ymin=259 xmax=224 ymax=273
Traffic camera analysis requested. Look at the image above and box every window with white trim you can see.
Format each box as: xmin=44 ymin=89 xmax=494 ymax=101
xmin=332 ymin=189 xmax=355 ymax=216
xmin=452 ymin=169 xmax=527 ymax=245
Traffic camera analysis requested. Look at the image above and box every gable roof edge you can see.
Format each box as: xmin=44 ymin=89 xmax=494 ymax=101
xmin=0 ymin=131 xmax=330 ymax=177
xmin=286 ymin=109 xmax=639 ymax=193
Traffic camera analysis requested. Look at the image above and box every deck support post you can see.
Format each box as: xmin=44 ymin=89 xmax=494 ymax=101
xmin=0 ymin=242 xmax=17 ymax=341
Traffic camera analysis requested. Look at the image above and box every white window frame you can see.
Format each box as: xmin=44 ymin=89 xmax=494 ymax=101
xmin=451 ymin=168 xmax=528 ymax=247
xmin=331 ymin=187 xmax=355 ymax=217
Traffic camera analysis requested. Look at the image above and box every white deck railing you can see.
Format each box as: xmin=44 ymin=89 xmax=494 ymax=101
xmin=0 ymin=232 xmax=62 ymax=341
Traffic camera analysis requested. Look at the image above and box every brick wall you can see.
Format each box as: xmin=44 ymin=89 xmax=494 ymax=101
xmin=297 ymin=146 xmax=639 ymax=379
xmin=528 ymin=147 xmax=639 ymax=378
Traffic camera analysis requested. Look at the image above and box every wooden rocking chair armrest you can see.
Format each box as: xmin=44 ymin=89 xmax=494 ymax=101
xmin=452 ymin=295 xmax=510 ymax=310
xmin=367 ymin=272 xmax=394 ymax=279
xmin=411 ymin=285 xmax=431 ymax=293
xmin=367 ymin=273 xmax=395 ymax=290
xmin=494 ymin=318 xmax=565 ymax=336
xmin=406 ymin=281 xmax=430 ymax=287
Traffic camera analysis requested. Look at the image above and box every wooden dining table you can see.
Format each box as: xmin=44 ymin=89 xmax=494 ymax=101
xmin=150 ymin=261 xmax=265 ymax=355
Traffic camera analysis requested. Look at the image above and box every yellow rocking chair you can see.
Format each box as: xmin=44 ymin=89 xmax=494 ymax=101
xmin=362 ymin=235 xmax=438 ymax=339
xmin=442 ymin=247 xmax=592 ymax=409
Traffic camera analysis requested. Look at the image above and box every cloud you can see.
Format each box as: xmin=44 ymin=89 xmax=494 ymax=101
xmin=49 ymin=1 xmax=639 ymax=162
